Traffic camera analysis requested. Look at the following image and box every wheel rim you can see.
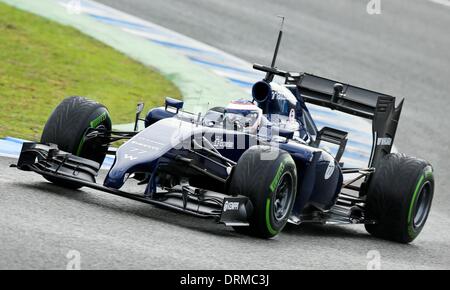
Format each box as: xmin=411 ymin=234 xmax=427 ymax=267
xmin=413 ymin=181 xmax=432 ymax=229
xmin=273 ymin=172 xmax=294 ymax=222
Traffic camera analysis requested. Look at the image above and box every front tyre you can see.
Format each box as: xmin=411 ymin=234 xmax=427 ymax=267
xmin=365 ymin=153 xmax=434 ymax=243
xmin=229 ymin=146 xmax=297 ymax=238
xmin=41 ymin=96 xmax=112 ymax=189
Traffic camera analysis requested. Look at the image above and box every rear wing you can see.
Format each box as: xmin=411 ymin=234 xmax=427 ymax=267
xmin=253 ymin=64 xmax=404 ymax=168
xmin=294 ymin=73 xmax=404 ymax=168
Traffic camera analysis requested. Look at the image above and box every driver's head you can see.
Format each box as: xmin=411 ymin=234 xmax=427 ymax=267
xmin=225 ymin=100 xmax=262 ymax=134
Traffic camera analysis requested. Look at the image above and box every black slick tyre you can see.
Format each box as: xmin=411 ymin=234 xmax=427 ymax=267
xmin=40 ymin=96 xmax=112 ymax=189
xmin=229 ymin=146 xmax=297 ymax=238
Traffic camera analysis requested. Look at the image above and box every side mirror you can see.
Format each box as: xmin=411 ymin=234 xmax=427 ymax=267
xmin=165 ymin=97 xmax=184 ymax=113
xmin=134 ymin=102 xmax=145 ymax=131
xmin=136 ymin=102 xmax=144 ymax=115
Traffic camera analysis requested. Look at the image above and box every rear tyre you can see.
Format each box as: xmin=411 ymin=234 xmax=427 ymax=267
xmin=41 ymin=96 xmax=112 ymax=189
xmin=229 ymin=146 xmax=297 ymax=238
xmin=365 ymin=153 xmax=434 ymax=243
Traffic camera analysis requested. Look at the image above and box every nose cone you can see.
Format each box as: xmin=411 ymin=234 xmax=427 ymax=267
xmin=103 ymin=118 xmax=200 ymax=189
xmin=103 ymin=166 xmax=129 ymax=189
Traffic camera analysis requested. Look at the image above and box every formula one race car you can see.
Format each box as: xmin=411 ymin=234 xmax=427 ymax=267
xmin=15 ymin=25 xmax=434 ymax=243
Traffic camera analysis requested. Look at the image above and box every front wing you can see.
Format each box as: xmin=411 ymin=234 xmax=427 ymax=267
xmin=15 ymin=142 xmax=252 ymax=227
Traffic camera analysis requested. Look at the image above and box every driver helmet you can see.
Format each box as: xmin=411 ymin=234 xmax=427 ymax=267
xmin=225 ymin=100 xmax=262 ymax=134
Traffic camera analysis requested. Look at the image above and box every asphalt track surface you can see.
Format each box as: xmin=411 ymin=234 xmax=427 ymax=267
xmin=1 ymin=0 xmax=450 ymax=269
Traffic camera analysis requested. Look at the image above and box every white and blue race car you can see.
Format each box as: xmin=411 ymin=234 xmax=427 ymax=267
xmin=15 ymin=30 xmax=434 ymax=243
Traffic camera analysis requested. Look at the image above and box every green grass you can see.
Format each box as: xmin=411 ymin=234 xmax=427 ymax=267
xmin=0 ymin=2 xmax=181 ymax=140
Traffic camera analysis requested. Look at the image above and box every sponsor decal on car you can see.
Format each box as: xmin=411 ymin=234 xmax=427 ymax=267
xmin=377 ymin=137 xmax=392 ymax=146
xmin=269 ymin=162 xmax=285 ymax=192
xmin=223 ymin=201 xmax=240 ymax=212
xmin=213 ymin=136 xmax=234 ymax=149
xmin=324 ymin=161 xmax=335 ymax=180
xmin=130 ymin=140 xmax=161 ymax=151
xmin=90 ymin=112 xmax=108 ymax=128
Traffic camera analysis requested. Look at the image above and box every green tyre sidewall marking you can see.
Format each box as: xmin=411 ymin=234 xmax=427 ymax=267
xmin=90 ymin=112 xmax=108 ymax=128
xmin=269 ymin=162 xmax=285 ymax=192
xmin=407 ymin=166 xmax=433 ymax=239
xmin=76 ymin=136 xmax=85 ymax=156
xmin=76 ymin=111 xmax=110 ymax=156
xmin=265 ymin=157 xmax=290 ymax=236
xmin=265 ymin=198 xmax=278 ymax=236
